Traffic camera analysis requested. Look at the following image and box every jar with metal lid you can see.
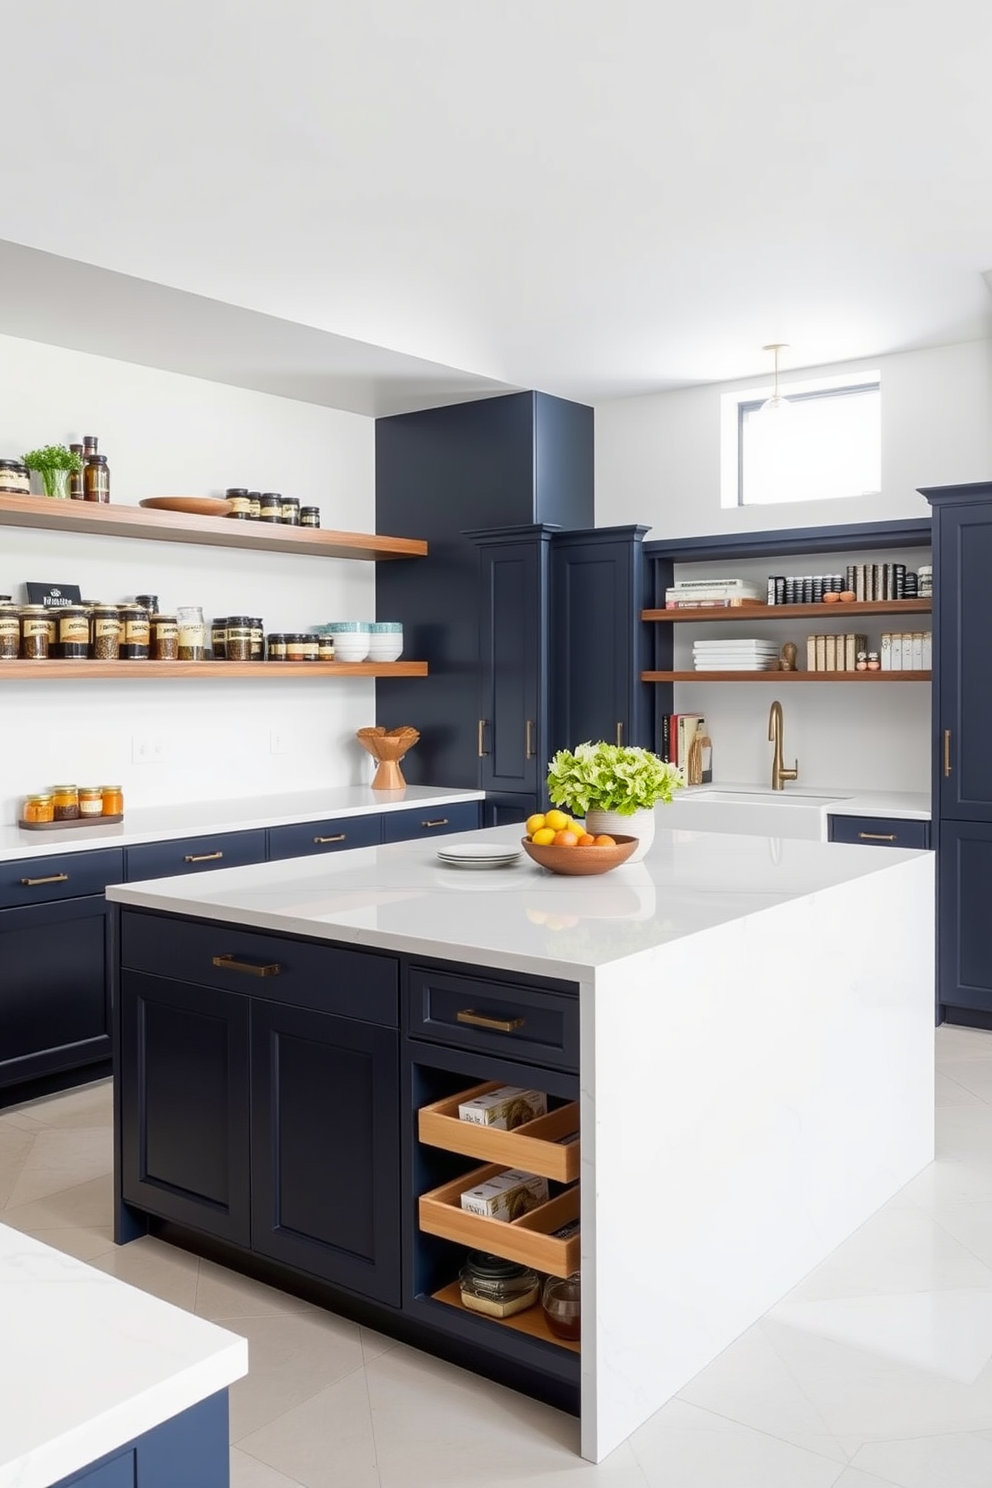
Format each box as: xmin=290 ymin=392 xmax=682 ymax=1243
xmin=250 ymin=618 xmax=264 ymax=660
xmin=301 ymin=635 xmax=319 ymax=662
xmin=150 ymin=613 xmax=179 ymax=661
xmin=266 ymin=633 xmax=287 ymax=661
xmin=51 ymin=785 xmax=80 ymax=821
xmin=225 ymin=616 xmax=253 ymax=662
xmin=286 ymin=633 xmax=307 ymax=662
xmin=19 ymin=605 xmax=50 ymax=660
xmin=100 ymin=785 xmax=124 ymax=816
xmin=280 ymin=496 xmax=300 ymax=525
xmin=317 ymin=634 xmax=335 ymax=662
xmin=119 ymin=604 xmax=150 ymax=660
xmin=79 ymin=786 xmax=104 ymax=818
xmin=225 ymin=488 xmax=252 ymax=520
xmin=0 ymin=604 xmax=19 ymax=659
xmin=259 ymin=493 xmax=282 ymax=522
xmin=135 ymin=594 xmax=158 ymax=614
xmin=22 ymin=793 xmax=54 ymax=825
xmin=58 ymin=605 xmax=91 ymax=659
xmin=210 ymin=617 xmax=228 ymax=659
xmin=247 ymin=491 xmax=261 ymax=520
xmin=300 ymin=506 xmax=320 ymax=529
xmin=458 ymin=1253 xmax=540 ymax=1319
xmin=0 ymin=459 xmax=29 ymax=495
xmin=90 ymin=604 xmax=122 ymax=660
xmin=83 ymin=454 xmax=110 ymax=503
xmin=176 ymin=605 xmax=206 ymax=661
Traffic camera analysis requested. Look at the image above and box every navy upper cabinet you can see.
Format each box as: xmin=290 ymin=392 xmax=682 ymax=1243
xmin=469 ymin=525 xmax=554 ymax=801
xmin=550 ymin=526 xmax=651 ymax=754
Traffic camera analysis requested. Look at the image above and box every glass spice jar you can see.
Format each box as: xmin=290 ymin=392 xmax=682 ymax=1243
xmin=90 ymin=604 xmax=122 ymax=660
xmin=225 ymin=616 xmax=252 ymax=662
xmin=51 ymin=785 xmax=80 ymax=821
xmin=58 ymin=605 xmax=91 ymax=660
xmin=100 ymin=785 xmax=124 ymax=817
xmin=280 ymin=496 xmax=300 ymax=526
xmin=458 ymin=1253 xmax=540 ymax=1319
xmin=176 ymin=605 xmax=206 ymax=661
xmin=83 ymin=454 xmax=110 ymax=502
xmin=22 ymin=793 xmax=55 ymax=824
xmin=301 ymin=635 xmax=319 ymax=662
xmin=259 ymin=493 xmax=282 ymax=522
xmin=150 ymin=613 xmax=179 ymax=661
xmin=317 ymin=635 xmax=335 ymax=662
xmin=250 ymin=619 xmax=264 ymax=660
xmin=266 ymin=633 xmax=287 ymax=661
xmin=0 ymin=604 xmax=20 ymax=659
xmin=68 ymin=445 xmax=85 ymax=500
xmin=225 ymin=488 xmax=252 ymax=520
xmin=79 ymin=786 xmax=104 ymax=818
xmin=286 ymin=633 xmax=307 ymax=662
xmin=119 ymin=605 xmax=151 ymax=660
xmin=300 ymin=506 xmax=320 ymax=529
xmin=0 ymin=459 xmax=30 ymax=495
xmin=20 ymin=605 xmax=51 ymax=660
xmin=210 ymin=617 xmax=228 ymax=659
xmin=247 ymin=491 xmax=261 ymax=520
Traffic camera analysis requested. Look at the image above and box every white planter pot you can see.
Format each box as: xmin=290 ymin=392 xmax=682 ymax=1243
xmin=584 ymin=806 xmax=655 ymax=863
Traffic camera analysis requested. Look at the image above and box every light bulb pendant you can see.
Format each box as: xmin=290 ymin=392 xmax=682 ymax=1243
xmin=760 ymin=343 xmax=791 ymax=414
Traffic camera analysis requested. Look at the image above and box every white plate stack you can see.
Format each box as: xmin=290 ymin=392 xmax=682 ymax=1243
xmin=692 ymin=638 xmax=780 ymax=672
xmin=435 ymin=844 xmax=522 ymax=871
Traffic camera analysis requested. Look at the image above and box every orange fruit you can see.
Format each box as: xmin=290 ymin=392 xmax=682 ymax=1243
xmin=544 ymin=809 xmax=571 ymax=832
xmin=531 ymin=826 xmax=556 ymax=846
xmin=577 ymin=833 xmax=597 ymax=846
xmin=593 ymin=834 xmax=616 ymax=847
xmin=553 ymin=829 xmax=579 ymax=847
xmin=525 ymin=813 xmax=547 ymax=836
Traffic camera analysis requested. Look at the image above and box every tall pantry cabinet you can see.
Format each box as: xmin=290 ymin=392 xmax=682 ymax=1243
xmin=923 ymin=480 xmax=992 ymax=1027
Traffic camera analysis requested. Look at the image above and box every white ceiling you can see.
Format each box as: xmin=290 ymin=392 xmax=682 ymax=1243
xmin=1 ymin=0 xmax=991 ymax=410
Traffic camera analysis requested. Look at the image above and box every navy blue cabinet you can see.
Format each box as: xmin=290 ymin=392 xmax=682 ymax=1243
xmin=381 ymin=801 xmax=481 ymax=843
xmin=267 ymin=815 xmax=381 ymax=859
xmin=125 ymin=830 xmax=268 ymax=883
xmin=936 ymin=821 xmax=992 ymax=1024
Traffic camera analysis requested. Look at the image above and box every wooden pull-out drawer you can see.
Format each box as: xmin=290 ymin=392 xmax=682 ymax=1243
xmin=419 ymin=1163 xmax=579 ymax=1278
xmin=418 ymin=1082 xmax=579 ymax=1183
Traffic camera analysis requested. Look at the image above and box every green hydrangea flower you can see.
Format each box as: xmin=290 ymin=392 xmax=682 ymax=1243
xmin=546 ymin=742 xmax=684 ymax=816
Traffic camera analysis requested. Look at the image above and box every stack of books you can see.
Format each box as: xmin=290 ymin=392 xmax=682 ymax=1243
xmin=660 ymin=713 xmax=712 ymax=782
xmin=692 ymin=639 xmax=779 ymax=672
xmin=879 ymin=632 xmax=932 ymax=670
xmin=665 ymin=578 xmax=763 ymax=609
xmin=805 ymin=633 xmax=869 ymax=671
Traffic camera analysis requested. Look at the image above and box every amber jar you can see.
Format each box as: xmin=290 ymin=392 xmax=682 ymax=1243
xmin=0 ymin=604 xmax=19 ymax=659
xmin=150 ymin=613 xmax=179 ymax=661
xmin=19 ymin=605 xmax=50 ymax=660
xmin=51 ymin=785 xmax=80 ymax=821
xmin=100 ymin=785 xmax=124 ymax=816
xmin=210 ymin=617 xmax=228 ymax=659
xmin=79 ymin=786 xmax=104 ymax=818
xmin=68 ymin=445 xmax=85 ymax=500
xmin=22 ymin=793 xmax=55 ymax=824
xmin=84 ymin=454 xmax=110 ymax=502
xmin=119 ymin=604 xmax=151 ymax=660
xmin=266 ymin=633 xmax=287 ymax=661
xmin=225 ymin=616 xmax=252 ymax=662
xmin=90 ymin=604 xmax=122 ymax=660
xmin=58 ymin=605 xmax=91 ymax=659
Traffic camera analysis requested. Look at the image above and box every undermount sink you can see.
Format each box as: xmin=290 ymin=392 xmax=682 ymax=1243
xmin=662 ymin=787 xmax=851 ymax=841
xmin=697 ymin=790 xmax=847 ymax=808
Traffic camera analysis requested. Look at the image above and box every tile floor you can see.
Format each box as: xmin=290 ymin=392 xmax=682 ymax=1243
xmin=3 ymin=1026 xmax=992 ymax=1486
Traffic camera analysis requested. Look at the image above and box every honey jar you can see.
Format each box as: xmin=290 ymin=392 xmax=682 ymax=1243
xmin=100 ymin=785 xmax=124 ymax=817
xmin=79 ymin=787 xmax=104 ymax=817
xmin=51 ymin=784 xmax=80 ymax=820
xmin=22 ymin=793 xmax=54 ymax=824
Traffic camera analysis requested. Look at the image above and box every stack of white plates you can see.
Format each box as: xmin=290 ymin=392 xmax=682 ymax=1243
xmin=436 ymin=843 xmax=521 ymax=871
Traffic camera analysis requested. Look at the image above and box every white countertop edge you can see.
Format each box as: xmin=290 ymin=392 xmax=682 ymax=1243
xmin=678 ymin=785 xmax=930 ymax=821
xmin=0 ymin=786 xmax=485 ymax=863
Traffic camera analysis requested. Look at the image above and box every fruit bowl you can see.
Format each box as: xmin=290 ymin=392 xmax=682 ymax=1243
xmin=520 ymin=834 xmax=638 ymax=876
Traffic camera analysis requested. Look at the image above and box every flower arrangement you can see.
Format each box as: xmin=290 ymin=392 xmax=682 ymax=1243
xmin=546 ymin=741 xmax=684 ymax=817
xmin=22 ymin=444 xmax=83 ymax=500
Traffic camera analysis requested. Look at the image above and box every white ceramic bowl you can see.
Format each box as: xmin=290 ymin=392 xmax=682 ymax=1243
xmin=333 ymin=641 xmax=371 ymax=661
xmin=368 ymin=642 xmax=403 ymax=662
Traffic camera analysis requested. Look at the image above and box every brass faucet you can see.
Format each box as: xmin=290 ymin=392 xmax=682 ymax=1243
xmin=768 ymin=699 xmax=799 ymax=791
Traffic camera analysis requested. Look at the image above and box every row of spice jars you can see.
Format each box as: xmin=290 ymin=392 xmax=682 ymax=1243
xmin=22 ymin=784 xmax=124 ymax=824
xmin=225 ymin=490 xmax=320 ymax=527
xmin=0 ymin=603 xmax=157 ymax=660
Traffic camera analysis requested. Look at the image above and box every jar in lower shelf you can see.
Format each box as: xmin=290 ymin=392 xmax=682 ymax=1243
xmin=150 ymin=614 xmax=179 ymax=661
xmin=90 ymin=604 xmax=122 ymax=660
xmin=266 ymin=634 xmax=287 ymax=662
xmin=176 ymin=605 xmax=206 ymax=661
xmin=0 ymin=604 xmax=19 ymax=659
xmin=225 ymin=617 xmax=252 ymax=662
xmin=458 ymin=1253 xmax=540 ymax=1319
xmin=119 ymin=605 xmax=151 ymax=660
xmin=58 ymin=605 xmax=91 ymax=660
xmin=19 ymin=606 xmax=50 ymax=660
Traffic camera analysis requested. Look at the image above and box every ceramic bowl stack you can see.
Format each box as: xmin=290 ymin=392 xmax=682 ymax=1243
xmin=368 ymin=622 xmax=403 ymax=662
xmin=322 ymin=622 xmax=370 ymax=661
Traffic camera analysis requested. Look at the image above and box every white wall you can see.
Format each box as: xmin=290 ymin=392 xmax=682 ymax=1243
xmin=0 ymin=334 xmax=379 ymax=822
xmin=594 ymin=340 xmax=992 ymax=793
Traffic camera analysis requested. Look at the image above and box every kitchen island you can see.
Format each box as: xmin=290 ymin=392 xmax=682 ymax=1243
xmin=108 ymin=820 xmax=934 ymax=1461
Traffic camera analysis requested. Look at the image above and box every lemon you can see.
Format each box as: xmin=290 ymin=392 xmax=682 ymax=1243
xmin=544 ymin=808 xmax=572 ymax=832
xmin=531 ymin=826 xmax=556 ymax=845
xmin=525 ymin=813 xmax=547 ymax=837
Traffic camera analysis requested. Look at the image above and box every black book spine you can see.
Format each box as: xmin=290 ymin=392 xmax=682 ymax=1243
xmin=661 ymin=713 xmax=670 ymax=762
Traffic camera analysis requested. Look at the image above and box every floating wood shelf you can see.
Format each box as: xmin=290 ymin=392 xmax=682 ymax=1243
xmin=642 ymin=670 xmax=931 ymax=683
xmin=429 ymin=1281 xmax=580 ymax=1355
xmin=643 ymin=600 xmax=932 ymax=622
xmin=0 ymin=660 xmax=428 ymax=680
xmin=0 ymin=492 xmax=427 ymax=561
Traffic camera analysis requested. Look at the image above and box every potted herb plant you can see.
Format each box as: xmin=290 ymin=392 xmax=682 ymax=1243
xmin=22 ymin=444 xmax=83 ymax=501
xmin=546 ymin=740 xmax=684 ymax=861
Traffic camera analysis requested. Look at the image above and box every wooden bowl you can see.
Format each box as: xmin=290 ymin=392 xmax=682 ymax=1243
xmin=520 ymin=834 xmax=638 ymax=876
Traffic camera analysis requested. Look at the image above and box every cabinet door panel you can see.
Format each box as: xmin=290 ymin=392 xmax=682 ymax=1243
xmin=125 ymin=830 xmax=267 ymax=883
xmin=380 ymin=801 xmax=480 ymax=843
xmin=937 ymin=505 xmax=992 ymax=820
xmin=120 ymin=972 xmax=251 ymax=1244
xmin=0 ymin=896 xmax=111 ymax=1086
xmin=479 ymin=542 xmax=545 ymax=795
xmin=938 ymin=821 xmax=992 ymax=1017
xmin=0 ymin=847 xmax=123 ymax=911
xmin=251 ymin=1000 xmax=400 ymax=1303
xmin=267 ymin=815 xmax=381 ymax=860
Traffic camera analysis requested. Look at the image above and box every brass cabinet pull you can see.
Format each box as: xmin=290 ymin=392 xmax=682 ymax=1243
xmin=20 ymin=872 xmax=69 ymax=886
xmin=944 ymin=729 xmax=952 ymax=778
xmin=421 ymin=818 xmax=448 ymax=828
xmin=456 ymin=1008 xmax=526 ymax=1033
xmin=313 ymin=834 xmax=346 ymax=844
xmin=858 ymin=832 xmax=897 ymax=842
xmin=526 ymin=719 xmax=535 ymax=759
xmin=616 ymin=721 xmax=624 ymax=747
xmin=185 ymin=851 xmax=224 ymax=863
xmin=212 ymin=953 xmax=281 ymax=978
xmin=478 ymin=719 xmax=489 ymax=757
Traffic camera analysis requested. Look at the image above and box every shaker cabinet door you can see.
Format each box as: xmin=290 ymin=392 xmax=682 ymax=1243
xmin=476 ymin=531 xmax=551 ymax=798
xmin=938 ymin=820 xmax=992 ymax=1022
xmin=936 ymin=504 xmax=992 ymax=821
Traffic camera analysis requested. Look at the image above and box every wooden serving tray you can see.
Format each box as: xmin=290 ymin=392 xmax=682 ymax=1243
xmin=419 ymin=1163 xmax=580 ymax=1277
xmin=18 ymin=814 xmax=124 ymax=831
xmin=418 ymin=1082 xmax=580 ymax=1183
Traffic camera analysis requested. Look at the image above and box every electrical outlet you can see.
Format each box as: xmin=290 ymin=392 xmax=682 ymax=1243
xmin=132 ymin=735 xmax=167 ymax=764
xmin=269 ymin=731 xmax=290 ymax=755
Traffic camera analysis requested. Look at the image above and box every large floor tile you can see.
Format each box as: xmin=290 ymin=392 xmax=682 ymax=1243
xmin=935 ymin=1071 xmax=987 ymax=1107
xmin=6 ymin=1078 xmax=113 ymax=1130
xmin=938 ymin=1061 xmax=992 ymax=1104
xmin=226 ymin=1309 xmax=365 ymax=1442
xmin=358 ymin=1325 xmax=401 ymax=1364
xmin=850 ymin=1430 xmax=992 ymax=1487
xmin=230 ymin=1446 xmax=306 ymax=1487
xmin=0 ymin=1124 xmax=37 ymax=1207
xmin=928 ymin=1198 xmax=992 ymax=1270
xmin=628 ymin=1400 xmax=843 ymax=1488
xmin=0 ymin=1171 xmax=114 ymax=1231
xmin=89 ymin=1234 xmax=201 ymax=1310
xmin=3 ymin=1125 xmax=112 ymax=1208
xmin=935 ymin=1028 xmax=992 ymax=1062
xmin=23 ymin=1224 xmax=115 ymax=1262
xmin=236 ymin=1368 xmax=379 ymax=1488
xmin=194 ymin=1256 xmax=315 ymax=1321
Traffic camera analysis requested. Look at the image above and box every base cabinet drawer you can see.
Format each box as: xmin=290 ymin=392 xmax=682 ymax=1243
xmin=0 ymin=847 xmax=123 ymax=910
xmin=125 ymin=830 xmax=268 ymax=882
xmin=828 ymin=815 xmax=931 ymax=849
xmin=408 ymin=964 xmax=579 ymax=1071
xmin=381 ymin=802 xmax=481 ymax=843
xmin=268 ymin=815 xmax=381 ymax=860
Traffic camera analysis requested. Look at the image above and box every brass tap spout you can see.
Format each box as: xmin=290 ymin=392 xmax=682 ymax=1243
xmin=768 ymin=699 xmax=799 ymax=791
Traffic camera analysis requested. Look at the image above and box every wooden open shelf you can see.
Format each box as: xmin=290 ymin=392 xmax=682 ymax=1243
xmin=0 ymin=660 xmax=428 ymax=680
xmin=0 ymin=492 xmax=427 ymax=561
xmin=419 ymin=1165 xmax=580 ymax=1278
xmin=418 ymin=1083 xmax=580 ymax=1184
xmin=643 ymin=600 xmax=931 ymax=622
xmin=643 ymin=670 xmax=931 ymax=683
xmin=430 ymin=1280 xmax=580 ymax=1355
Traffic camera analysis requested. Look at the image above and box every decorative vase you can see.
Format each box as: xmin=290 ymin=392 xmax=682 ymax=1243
xmin=40 ymin=469 xmax=71 ymax=500
xmin=584 ymin=806 xmax=656 ymax=863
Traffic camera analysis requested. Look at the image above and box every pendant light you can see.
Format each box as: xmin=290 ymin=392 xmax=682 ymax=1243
xmin=759 ymin=343 xmax=791 ymax=414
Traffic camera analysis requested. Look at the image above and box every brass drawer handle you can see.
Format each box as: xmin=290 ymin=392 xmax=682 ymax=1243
xmin=313 ymin=834 xmax=346 ymax=844
xmin=20 ymin=872 xmax=69 ymax=886
xmin=858 ymin=832 xmax=897 ymax=842
xmin=212 ymin=953 xmax=281 ymax=978
xmin=456 ymin=1008 xmax=526 ymax=1033
xmin=478 ymin=719 xmax=489 ymax=758
xmin=616 ymin=721 xmax=623 ymax=747
xmin=184 ymin=851 xmax=224 ymax=863
xmin=422 ymin=818 xmax=448 ymax=829
xmin=944 ymin=728 xmax=952 ymax=778
xmin=526 ymin=719 xmax=535 ymax=759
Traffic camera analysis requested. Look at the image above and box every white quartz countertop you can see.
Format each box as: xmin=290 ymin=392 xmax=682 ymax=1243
xmin=0 ymin=1224 xmax=247 ymax=1488
xmin=680 ymin=783 xmax=930 ymax=821
xmin=107 ymin=819 xmax=929 ymax=981
xmin=0 ymin=785 xmax=485 ymax=863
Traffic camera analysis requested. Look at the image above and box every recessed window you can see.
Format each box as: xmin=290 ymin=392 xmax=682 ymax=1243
xmin=721 ymin=374 xmax=881 ymax=507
